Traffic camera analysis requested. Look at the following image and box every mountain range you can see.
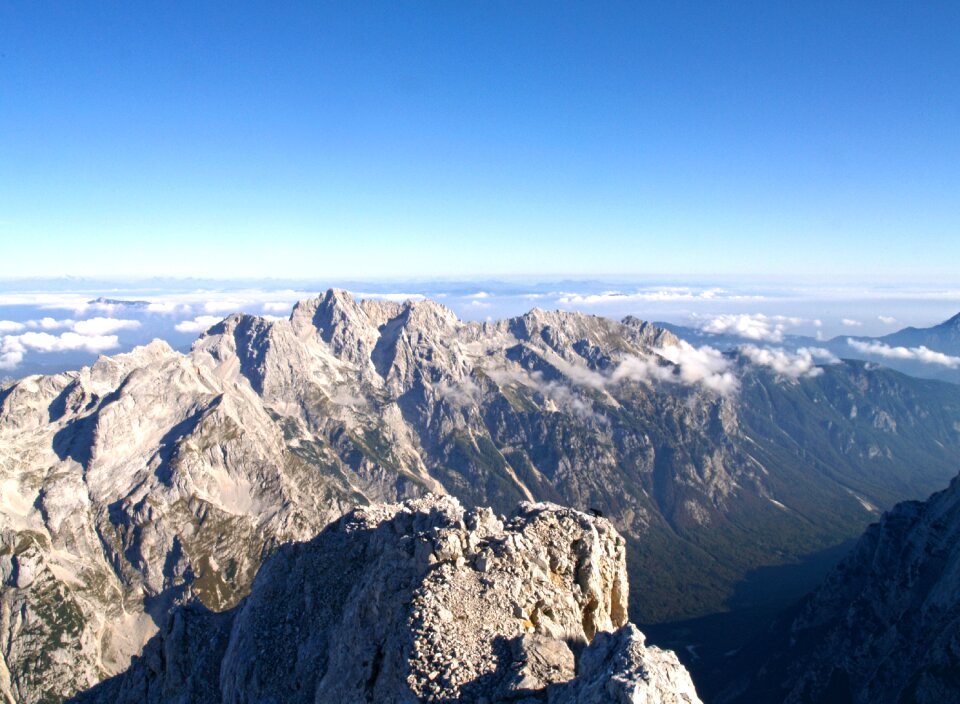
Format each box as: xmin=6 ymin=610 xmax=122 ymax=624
xmin=3 ymin=289 xmax=960 ymax=701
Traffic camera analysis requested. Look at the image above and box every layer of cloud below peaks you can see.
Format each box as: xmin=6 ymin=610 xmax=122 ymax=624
xmin=557 ymin=288 xmax=764 ymax=306
xmin=847 ymin=339 xmax=960 ymax=368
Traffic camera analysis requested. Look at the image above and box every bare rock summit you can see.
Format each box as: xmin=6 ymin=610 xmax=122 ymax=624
xmin=73 ymin=494 xmax=701 ymax=703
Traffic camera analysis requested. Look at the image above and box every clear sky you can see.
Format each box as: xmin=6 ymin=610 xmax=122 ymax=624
xmin=1 ymin=2 xmax=958 ymax=282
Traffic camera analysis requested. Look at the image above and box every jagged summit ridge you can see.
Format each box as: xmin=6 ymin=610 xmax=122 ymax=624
xmin=74 ymin=495 xmax=701 ymax=704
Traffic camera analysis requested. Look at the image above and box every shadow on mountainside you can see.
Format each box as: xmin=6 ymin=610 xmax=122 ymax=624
xmin=642 ymin=538 xmax=857 ymax=703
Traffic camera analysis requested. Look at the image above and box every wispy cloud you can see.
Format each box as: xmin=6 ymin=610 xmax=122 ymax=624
xmin=847 ymin=339 xmax=960 ymax=368
xmin=878 ymin=315 xmax=897 ymax=325
xmin=435 ymin=378 xmax=481 ymax=407
xmin=525 ymin=340 xmax=741 ymax=397
xmin=841 ymin=318 xmax=862 ymax=327
xmin=484 ymin=367 xmax=604 ymax=419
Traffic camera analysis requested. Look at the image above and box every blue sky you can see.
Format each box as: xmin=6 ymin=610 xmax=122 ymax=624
xmin=1 ymin=2 xmax=959 ymax=281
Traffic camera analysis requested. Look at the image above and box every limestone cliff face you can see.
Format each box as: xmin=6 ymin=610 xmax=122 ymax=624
xmin=3 ymin=290 xmax=960 ymax=702
xmin=0 ymin=341 xmax=353 ymax=703
xmin=729 ymin=475 xmax=960 ymax=704
xmin=74 ymin=495 xmax=701 ymax=704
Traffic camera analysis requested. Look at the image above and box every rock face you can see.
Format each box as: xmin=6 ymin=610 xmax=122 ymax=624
xmin=727 ymin=475 xmax=960 ymax=704
xmin=73 ymin=495 xmax=701 ymax=704
xmin=3 ymin=289 xmax=960 ymax=701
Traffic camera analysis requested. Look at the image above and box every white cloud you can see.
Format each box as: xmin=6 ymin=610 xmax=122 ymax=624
xmin=557 ymin=288 xmax=764 ymax=306
xmin=0 ymin=331 xmax=121 ymax=369
xmin=841 ymin=319 xmax=863 ymax=327
xmin=606 ymin=343 xmax=738 ymax=395
xmin=609 ymin=355 xmax=676 ymax=385
xmin=21 ymin=331 xmax=119 ymax=353
xmin=654 ymin=341 xmax=740 ymax=394
xmin=0 ymin=321 xmax=25 ymax=333
xmin=468 ymin=300 xmax=491 ymax=309
xmin=72 ymin=317 xmax=140 ymax=336
xmin=466 ymin=291 xmax=491 ymax=299
xmin=0 ymin=337 xmax=24 ymax=368
xmin=697 ymin=313 xmax=815 ymax=343
xmin=846 ymin=339 xmax=960 ymax=368
xmin=38 ymin=317 xmax=64 ymax=330
xmin=26 ymin=317 xmax=74 ymax=330
xmin=878 ymin=316 xmax=897 ymax=325
xmin=0 ymin=347 xmax=23 ymax=370
xmin=175 ymin=316 xmax=223 ymax=334
xmin=739 ymin=345 xmax=826 ymax=379
xmin=262 ymin=301 xmax=293 ymax=313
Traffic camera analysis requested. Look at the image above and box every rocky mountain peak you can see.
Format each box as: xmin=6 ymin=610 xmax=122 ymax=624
xmin=939 ymin=311 xmax=960 ymax=330
xmin=73 ymin=495 xmax=702 ymax=704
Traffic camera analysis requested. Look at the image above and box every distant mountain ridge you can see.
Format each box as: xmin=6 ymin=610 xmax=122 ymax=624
xmin=662 ymin=310 xmax=960 ymax=384
xmin=876 ymin=310 xmax=960 ymax=354
xmin=3 ymin=290 xmax=960 ymax=701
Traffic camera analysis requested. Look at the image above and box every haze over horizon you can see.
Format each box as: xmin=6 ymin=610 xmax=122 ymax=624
xmin=2 ymin=2 xmax=959 ymax=282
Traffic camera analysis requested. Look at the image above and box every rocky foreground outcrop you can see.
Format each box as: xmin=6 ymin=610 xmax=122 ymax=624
xmin=726 ymin=475 xmax=960 ymax=704
xmin=72 ymin=495 xmax=701 ymax=703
